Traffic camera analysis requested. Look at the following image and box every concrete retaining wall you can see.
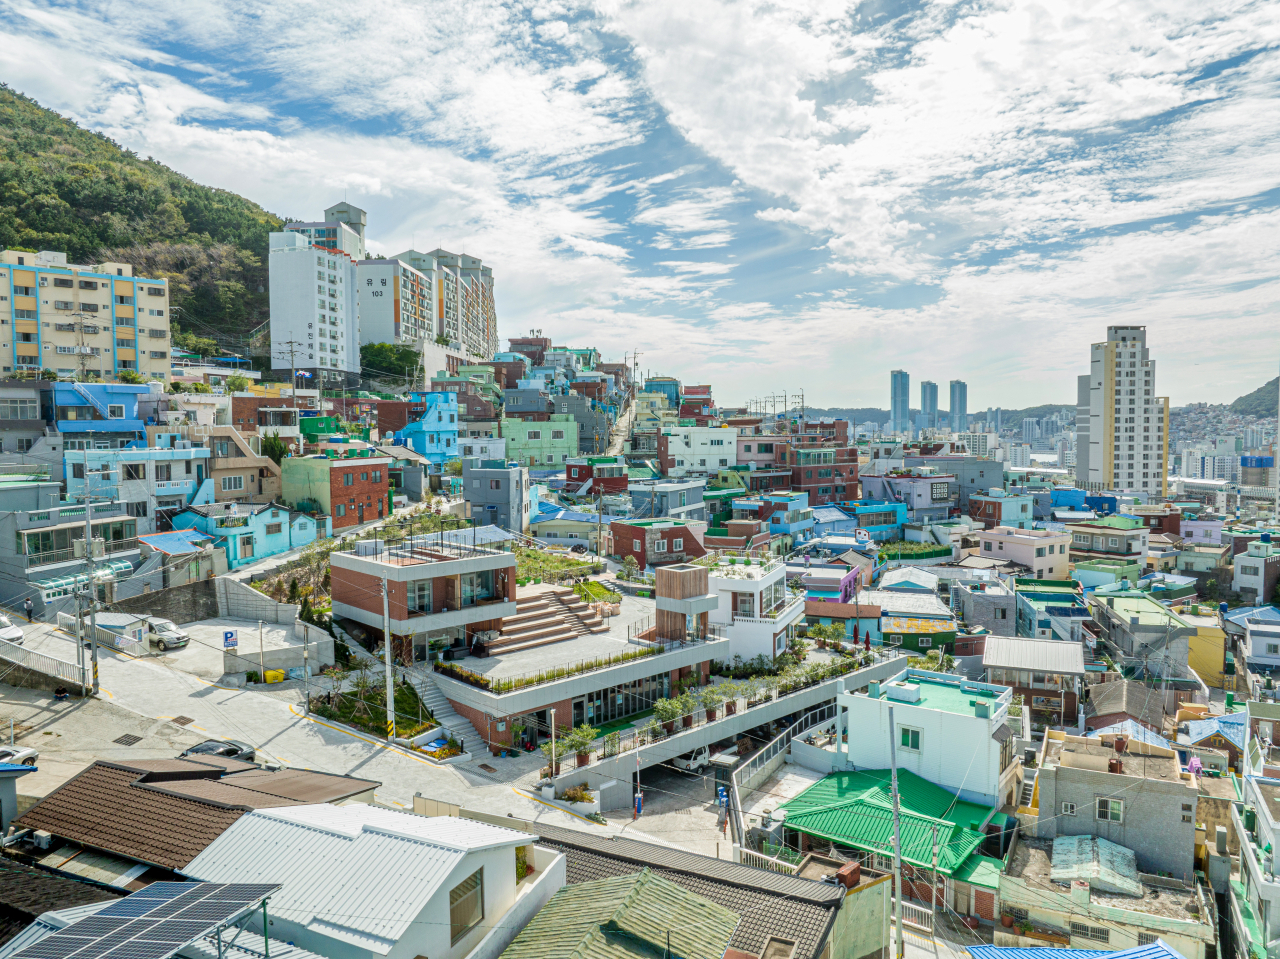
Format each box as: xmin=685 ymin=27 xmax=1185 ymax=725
xmin=215 ymin=577 xmax=298 ymax=624
xmin=110 ymin=579 xmax=219 ymax=625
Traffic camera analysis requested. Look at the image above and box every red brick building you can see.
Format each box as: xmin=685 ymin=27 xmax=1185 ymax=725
xmin=507 ymin=336 xmax=551 ymax=367
xmin=230 ymin=395 xmax=318 ymax=433
xmin=566 ymin=458 xmax=628 ymax=495
xmin=610 ymin=519 xmax=708 ymax=568
xmin=282 ymin=452 xmax=394 ymax=530
xmin=777 ymin=445 xmax=858 ymax=506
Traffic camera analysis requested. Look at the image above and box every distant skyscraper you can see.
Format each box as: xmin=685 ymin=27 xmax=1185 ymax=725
xmin=920 ymin=381 xmax=938 ymax=429
xmin=949 ymin=380 xmax=968 ymax=432
xmin=1075 ymin=325 xmax=1168 ymax=495
xmin=891 ymin=370 xmax=910 ymax=434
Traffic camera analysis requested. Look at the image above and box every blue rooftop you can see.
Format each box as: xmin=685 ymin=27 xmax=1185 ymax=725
xmin=138 ymin=529 xmax=214 ymax=556
xmin=1185 ymin=712 xmax=1246 ymax=751
xmin=970 ymin=941 xmax=1180 ymax=959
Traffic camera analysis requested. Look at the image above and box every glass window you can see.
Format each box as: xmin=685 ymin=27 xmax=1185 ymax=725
xmin=450 ymin=868 xmax=484 ymax=944
xmin=409 ymin=580 xmax=432 ymax=612
xmin=1096 ymin=798 xmax=1123 ymax=822
xmin=900 ymin=727 xmax=920 ymax=751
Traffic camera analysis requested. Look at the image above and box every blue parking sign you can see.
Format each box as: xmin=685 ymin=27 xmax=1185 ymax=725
xmin=223 ymin=630 xmax=238 ymax=649
xmin=717 ymin=786 xmax=727 ymax=807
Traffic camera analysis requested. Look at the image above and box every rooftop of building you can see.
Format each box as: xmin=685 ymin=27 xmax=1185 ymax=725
xmin=870 ymin=670 xmax=1009 ymax=717
xmin=1043 ymin=737 xmax=1183 ymax=782
xmin=1092 ymin=592 xmax=1189 ymax=626
xmin=1069 ymin=515 xmax=1146 ymax=530
xmin=1084 ymin=680 xmax=1170 ymax=730
xmin=852 ymin=589 xmax=953 ymax=618
xmin=333 ymin=537 xmax=511 ymax=568
xmin=1007 ymin=838 xmax=1201 ymax=919
xmin=982 ymin=635 xmax=1086 ymax=674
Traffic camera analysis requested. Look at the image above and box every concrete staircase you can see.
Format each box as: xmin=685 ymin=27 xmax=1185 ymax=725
xmin=482 ymin=586 xmax=610 ymax=655
xmin=413 ymin=667 xmax=483 ymax=752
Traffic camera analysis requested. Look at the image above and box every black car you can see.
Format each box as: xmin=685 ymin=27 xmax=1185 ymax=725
xmin=180 ymin=739 xmax=256 ymax=763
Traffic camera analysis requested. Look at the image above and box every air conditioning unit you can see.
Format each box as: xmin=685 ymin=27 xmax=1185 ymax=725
xmin=73 ymin=538 xmax=106 ymax=559
xmin=32 ymin=830 xmax=52 ymax=850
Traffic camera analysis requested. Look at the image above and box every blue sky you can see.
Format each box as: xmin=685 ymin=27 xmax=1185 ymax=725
xmin=2 ymin=0 xmax=1279 ymax=409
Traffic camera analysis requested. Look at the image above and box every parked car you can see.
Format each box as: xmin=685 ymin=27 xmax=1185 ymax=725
xmin=181 ymin=740 xmax=256 ymax=763
xmin=671 ymin=745 xmax=711 ymax=775
xmin=0 ymin=615 xmax=24 ymax=645
xmin=145 ymin=617 xmax=190 ymax=652
xmin=0 ymin=745 xmax=37 ymax=766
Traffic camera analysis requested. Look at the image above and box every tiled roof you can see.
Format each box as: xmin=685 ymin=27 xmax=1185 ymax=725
xmin=531 ymin=823 xmax=841 ymax=959
xmin=500 ymin=869 xmax=738 ymax=959
xmin=1084 ymin=680 xmax=1167 ymax=730
xmin=1185 ymin=712 xmax=1246 ymax=751
xmin=16 ymin=763 xmax=249 ymax=870
xmin=0 ymin=858 xmax=122 ymax=947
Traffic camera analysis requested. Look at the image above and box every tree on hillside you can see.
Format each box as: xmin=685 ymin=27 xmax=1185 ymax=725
xmin=360 ymin=342 xmax=421 ymax=381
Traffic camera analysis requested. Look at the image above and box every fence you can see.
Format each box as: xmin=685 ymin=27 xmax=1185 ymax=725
xmin=0 ymin=636 xmax=86 ymax=687
xmin=740 ymin=847 xmax=799 ymax=875
xmin=55 ymin=612 xmax=146 ymax=653
xmin=898 ymin=899 xmax=933 ymax=933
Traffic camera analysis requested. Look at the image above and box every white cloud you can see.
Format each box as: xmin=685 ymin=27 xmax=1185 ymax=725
xmin=0 ymin=0 xmax=1276 ymax=407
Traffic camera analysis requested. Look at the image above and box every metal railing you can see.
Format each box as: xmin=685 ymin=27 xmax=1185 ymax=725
xmin=25 ymin=548 xmax=76 ymax=568
xmin=898 ymin=899 xmax=933 ymax=933
xmin=740 ymin=848 xmax=799 ymax=875
xmin=104 ymin=538 xmax=139 ymax=555
xmin=0 ymin=636 xmax=86 ymax=687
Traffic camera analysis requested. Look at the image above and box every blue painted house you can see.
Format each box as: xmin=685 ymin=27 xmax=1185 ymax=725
xmin=63 ymin=445 xmax=215 ymax=534
xmin=54 ymin=382 xmax=153 ymax=450
xmin=170 ymin=501 xmax=329 ymax=569
xmin=392 ymin=391 xmax=459 ymax=471
xmin=832 ymin=500 xmax=908 ymax=542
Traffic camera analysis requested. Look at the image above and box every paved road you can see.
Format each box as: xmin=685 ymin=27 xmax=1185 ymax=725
xmin=13 ymin=621 xmax=612 ymax=830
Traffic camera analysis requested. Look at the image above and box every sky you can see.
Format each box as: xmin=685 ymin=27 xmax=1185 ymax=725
xmin=2 ymin=0 xmax=1279 ymax=411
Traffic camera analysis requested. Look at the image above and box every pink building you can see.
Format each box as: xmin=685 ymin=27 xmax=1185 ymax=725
xmin=977 ymin=526 xmax=1072 ymax=579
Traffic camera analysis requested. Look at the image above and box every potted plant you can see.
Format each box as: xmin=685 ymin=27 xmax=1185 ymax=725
xmin=1001 ymin=913 xmax=1014 ymax=929
xmin=1017 ymin=921 xmax=1033 ymax=937
xmin=569 ymin=724 xmax=598 ymax=768
xmin=677 ymin=692 xmax=697 ymax=728
xmin=700 ymin=684 xmax=726 ymax=722
xmin=539 ymin=739 xmax=562 ymax=776
xmin=654 ymin=697 xmax=682 ymax=734
xmin=720 ymin=681 xmax=739 ymax=715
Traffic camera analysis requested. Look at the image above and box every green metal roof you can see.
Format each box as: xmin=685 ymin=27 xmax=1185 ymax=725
xmin=500 ymin=868 xmax=738 ymax=959
xmin=778 ymin=769 xmax=994 ymax=876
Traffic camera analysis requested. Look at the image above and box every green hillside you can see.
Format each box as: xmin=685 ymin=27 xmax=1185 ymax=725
xmin=0 ymin=84 xmax=284 ymax=351
xmin=1230 ymin=377 xmax=1279 ymax=418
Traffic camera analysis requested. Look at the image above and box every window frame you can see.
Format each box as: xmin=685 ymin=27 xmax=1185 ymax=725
xmin=449 ymin=867 xmax=485 ymax=945
xmin=899 ymin=727 xmax=921 ymax=752
xmin=1096 ymin=797 xmax=1123 ymax=823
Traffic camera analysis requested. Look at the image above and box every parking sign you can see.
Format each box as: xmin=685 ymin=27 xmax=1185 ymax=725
xmin=223 ymin=630 xmax=238 ymax=649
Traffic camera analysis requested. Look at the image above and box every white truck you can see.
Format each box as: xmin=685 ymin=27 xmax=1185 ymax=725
xmin=670 ymin=745 xmax=711 ymax=774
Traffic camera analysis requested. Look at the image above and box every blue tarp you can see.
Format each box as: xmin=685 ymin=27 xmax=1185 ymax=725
xmin=1185 ymin=711 xmax=1247 ymax=750
xmin=137 ymin=529 xmax=213 ymax=556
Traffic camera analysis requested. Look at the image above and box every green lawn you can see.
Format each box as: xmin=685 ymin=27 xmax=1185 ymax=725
xmin=575 ymin=581 xmax=622 ymax=603
xmin=593 ymin=708 xmax=655 ymax=738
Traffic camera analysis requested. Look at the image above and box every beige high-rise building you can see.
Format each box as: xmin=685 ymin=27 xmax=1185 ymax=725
xmin=1075 ymin=325 xmax=1168 ymax=496
xmin=0 ymin=250 xmax=171 ymax=382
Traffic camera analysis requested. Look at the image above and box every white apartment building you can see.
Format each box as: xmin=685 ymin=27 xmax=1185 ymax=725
xmin=978 ymin=525 xmax=1072 ymax=579
xmin=0 ymin=250 xmax=171 ymax=382
xmin=268 ymin=232 xmax=360 ymax=385
xmin=357 ymin=257 xmax=434 ymax=347
xmin=705 ymin=553 xmax=805 ymax=662
xmin=660 ymin=426 xmax=738 ymax=477
xmin=283 ymin=201 xmax=367 ymax=259
xmin=955 ymin=432 xmax=997 ymax=457
xmin=1075 ymin=325 xmax=1169 ymax=495
xmin=1006 ymin=442 xmax=1033 ymax=468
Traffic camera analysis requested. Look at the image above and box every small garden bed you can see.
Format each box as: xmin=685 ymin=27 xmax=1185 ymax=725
xmin=311 ymin=671 xmax=434 ymax=738
xmin=574 ymin=580 xmax=622 ymax=604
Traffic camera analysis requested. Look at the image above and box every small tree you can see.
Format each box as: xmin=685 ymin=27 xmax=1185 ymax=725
xmin=262 ymin=431 xmax=290 ymax=465
xmin=39 ymin=368 xmax=59 ymax=381
xmin=620 ymin=555 xmax=639 ymax=580
xmin=116 ymin=369 xmax=144 ymax=384
xmin=443 ymin=458 xmax=463 ymax=476
xmin=226 ymin=374 xmax=250 ymax=392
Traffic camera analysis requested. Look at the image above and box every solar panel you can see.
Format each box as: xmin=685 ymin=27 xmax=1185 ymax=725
xmin=11 ymin=882 xmax=281 ymax=959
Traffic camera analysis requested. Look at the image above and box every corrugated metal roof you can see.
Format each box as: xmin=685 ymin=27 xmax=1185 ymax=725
xmin=183 ymin=805 xmax=530 ymax=953
xmin=1085 ymin=720 xmax=1169 ymax=749
xmin=969 ymin=945 xmax=1181 ymax=959
xmin=854 ymin=590 xmax=952 ymax=619
xmin=1050 ymin=835 xmax=1142 ymax=897
xmin=777 ymin=769 xmax=994 ymax=875
xmin=500 ymin=869 xmax=738 ymax=959
xmin=138 ymin=529 xmax=214 ymax=555
xmin=1185 ymin=712 xmax=1246 ymax=750
xmin=982 ymin=635 xmax=1086 ymax=674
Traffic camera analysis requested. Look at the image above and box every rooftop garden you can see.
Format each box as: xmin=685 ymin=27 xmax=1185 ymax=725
xmin=434 ymin=644 xmax=664 ymax=694
xmin=878 ymin=541 xmax=953 ymax=560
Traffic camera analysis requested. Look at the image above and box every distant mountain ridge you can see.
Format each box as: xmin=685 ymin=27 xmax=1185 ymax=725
xmin=1230 ymin=377 xmax=1279 ymax=418
xmin=802 ymin=403 xmax=1074 ymax=430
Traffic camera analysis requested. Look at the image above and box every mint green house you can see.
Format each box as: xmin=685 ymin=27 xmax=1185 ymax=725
xmin=502 ymin=414 xmax=578 ymax=467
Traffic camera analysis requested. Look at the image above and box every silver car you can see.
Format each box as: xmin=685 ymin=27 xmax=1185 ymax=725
xmin=0 ymin=745 xmax=37 ymax=766
xmin=145 ymin=617 xmax=190 ymax=652
xmin=0 ymin=614 xmax=24 ymax=645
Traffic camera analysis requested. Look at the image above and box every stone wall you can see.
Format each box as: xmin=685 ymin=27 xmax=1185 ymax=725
xmin=110 ymin=579 xmax=219 ymax=625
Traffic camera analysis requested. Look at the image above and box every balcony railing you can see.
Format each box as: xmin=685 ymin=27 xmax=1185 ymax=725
xmin=104 ymin=537 xmax=139 ymax=555
xmin=25 ymin=547 xmax=76 ymax=568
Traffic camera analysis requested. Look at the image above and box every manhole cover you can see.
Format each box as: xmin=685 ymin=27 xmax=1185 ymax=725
xmin=172 ymin=716 xmax=194 ymax=727
xmin=478 ymin=764 xmax=498 ymax=773
xmin=113 ymin=734 xmax=142 ymax=747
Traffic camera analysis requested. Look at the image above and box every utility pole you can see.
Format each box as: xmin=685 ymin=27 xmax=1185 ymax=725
xmin=381 ymin=574 xmax=395 ymax=739
xmin=930 ymin=824 xmax=939 ymax=926
xmin=549 ymin=707 xmax=557 ymax=776
xmin=79 ymin=450 xmax=102 ymax=696
xmin=258 ymin=620 xmax=265 ymax=679
xmin=888 ymin=705 xmax=905 ymax=959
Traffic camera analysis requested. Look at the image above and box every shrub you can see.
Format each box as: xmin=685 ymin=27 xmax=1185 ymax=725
xmin=562 ymin=783 xmax=593 ymax=803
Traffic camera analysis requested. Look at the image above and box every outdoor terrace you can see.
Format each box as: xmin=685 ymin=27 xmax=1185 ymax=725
xmin=339 ymin=537 xmax=507 ymax=566
xmin=1043 ymin=738 xmax=1183 ymax=782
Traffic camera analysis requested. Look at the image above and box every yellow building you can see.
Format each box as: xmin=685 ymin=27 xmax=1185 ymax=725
xmin=0 ymin=249 xmax=170 ymax=382
xmin=1178 ymin=604 xmax=1232 ymax=690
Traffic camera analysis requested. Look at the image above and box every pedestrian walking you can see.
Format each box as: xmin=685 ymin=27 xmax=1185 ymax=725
xmin=23 ymin=597 xmax=33 ymax=622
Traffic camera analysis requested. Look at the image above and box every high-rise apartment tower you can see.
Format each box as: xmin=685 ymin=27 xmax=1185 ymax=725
xmin=1075 ymin=326 xmax=1168 ymax=495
